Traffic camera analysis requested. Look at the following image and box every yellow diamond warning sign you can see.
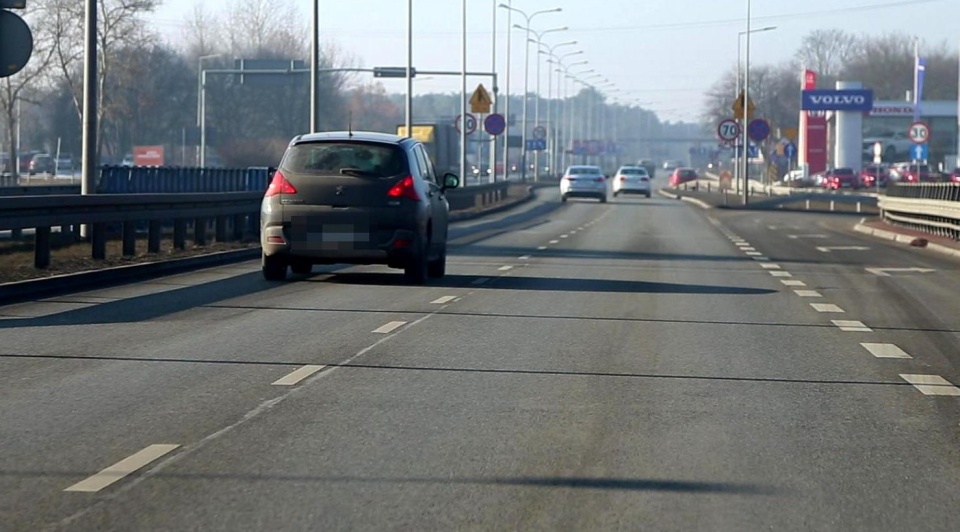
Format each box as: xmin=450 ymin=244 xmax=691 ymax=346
xmin=732 ymin=90 xmax=756 ymax=120
xmin=470 ymin=83 xmax=492 ymax=114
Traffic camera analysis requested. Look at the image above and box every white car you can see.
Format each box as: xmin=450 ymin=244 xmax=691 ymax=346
xmin=612 ymin=166 xmax=652 ymax=198
xmin=560 ymin=165 xmax=607 ymax=203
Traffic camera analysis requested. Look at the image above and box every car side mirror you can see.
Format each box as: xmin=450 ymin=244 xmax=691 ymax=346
xmin=442 ymin=173 xmax=460 ymax=190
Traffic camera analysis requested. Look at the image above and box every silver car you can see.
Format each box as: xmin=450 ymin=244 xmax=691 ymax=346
xmin=612 ymin=166 xmax=652 ymax=198
xmin=560 ymin=165 xmax=608 ymax=203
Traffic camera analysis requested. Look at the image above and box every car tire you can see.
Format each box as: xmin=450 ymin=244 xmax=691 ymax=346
xmin=262 ymin=254 xmax=288 ymax=281
xmin=561 ymin=194 xmax=567 ymax=203
xmin=404 ymin=238 xmax=430 ymax=285
xmin=290 ymin=260 xmax=312 ymax=275
xmin=613 ymin=191 xmax=620 ymax=197
xmin=645 ymin=191 xmax=651 ymax=198
xmin=599 ymin=195 xmax=607 ymax=203
xmin=427 ymin=247 xmax=447 ymax=279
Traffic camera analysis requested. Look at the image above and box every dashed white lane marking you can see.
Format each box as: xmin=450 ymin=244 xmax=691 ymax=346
xmin=761 ymin=263 xmax=781 ymax=269
xmin=794 ymin=290 xmax=822 ymax=298
xmin=737 ymin=244 xmax=753 ymax=248
xmin=373 ymin=321 xmax=407 ymax=334
xmin=471 ymin=277 xmax=490 ymax=285
xmin=788 ymin=234 xmax=829 ymax=239
xmin=560 ymin=235 xmax=569 ymax=239
xmin=752 ymin=257 xmax=770 ymax=261
xmin=811 ymin=303 xmax=844 ymax=313
xmin=781 ymin=279 xmax=806 ymax=286
xmin=65 ymin=444 xmax=180 ymax=492
xmin=770 ymin=271 xmax=792 ymax=277
xmin=832 ymin=320 xmax=872 ymax=332
xmin=272 ymin=365 xmax=325 ymax=386
xmin=569 ymin=231 xmax=577 ymax=235
xmin=498 ymin=265 xmax=513 ymax=271
xmin=518 ymin=255 xmax=531 ymax=260
xmin=537 ymin=246 xmax=547 ymax=250
xmin=745 ymin=251 xmax=762 ymax=256
xmin=549 ymin=240 xmax=559 ymax=244
xmin=899 ymin=374 xmax=960 ymax=396
xmin=861 ymin=343 xmax=912 ymax=359
xmin=431 ymin=296 xmax=459 ymax=304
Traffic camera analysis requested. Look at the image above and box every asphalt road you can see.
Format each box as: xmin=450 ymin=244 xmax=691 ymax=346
xmin=4 ymin=179 xmax=960 ymax=531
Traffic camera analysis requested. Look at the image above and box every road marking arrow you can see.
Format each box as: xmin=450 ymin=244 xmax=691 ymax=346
xmin=865 ymin=267 xmax=936 ymax=277
xmin=817 ymin=246 xmax=870 ymax=252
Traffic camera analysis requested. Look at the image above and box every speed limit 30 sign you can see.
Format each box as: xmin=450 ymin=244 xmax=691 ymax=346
xmin=717 ymin=119 xmax=740 ymax=142
xmin=908 ymin=121 xmax=930 ymax=144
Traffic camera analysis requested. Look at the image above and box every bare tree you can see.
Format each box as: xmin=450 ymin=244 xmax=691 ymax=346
xmin=795 ymin=29 xmax=858 ymax=83
xmin=0 ymin=2 xmax=59 ymax=177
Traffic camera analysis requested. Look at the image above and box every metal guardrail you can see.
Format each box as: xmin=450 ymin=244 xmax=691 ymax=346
xmin=879 ymin=183 xmax=960 ymax=239
xmin=1 ymin=180 xmax=517 ymax=272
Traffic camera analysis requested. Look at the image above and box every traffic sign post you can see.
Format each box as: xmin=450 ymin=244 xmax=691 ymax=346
xmin=484 ymin=113 xmax=505 ymax=136
xmin=455 ymin=113 xmax=477 ymax=135
xmin=911 ymin=143 xmax=929 ymax=163
xmin=469 ymin=83 xmax=492 ymax=114
xmin=908 ymin=121 xmax=930 ymax=144
xmin=748 ymin=118 xmax=770 ymax=143
xmin=717 ymin=119 xmax=740 ymax=143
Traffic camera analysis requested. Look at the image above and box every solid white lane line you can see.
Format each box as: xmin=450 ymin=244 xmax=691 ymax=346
xmin=65 ymin=444 xmax=180 ymax=493
xmin=498 ymin=265 xmax=513 ymax=271
xmin=272 ymin=365 xmax=325 ymax=386
xmin=781 ymin=280 xmax=806 ymax=286
xmin=794 ymin=290 xmax=822 ymax=298
xmin=861 ymin=343 xmax=912 ymax=359
xmin=899 ymin=374 xmax=960 ymax=396
xmin=810 ymin=303 xmax=844 ymax=313
xmin=761 ymin=263 xmax=781 ymax=269
xmin=373 ymin=321 xmax=407 ymax=334
xmin=471 ymin=277 xmax=490 ymax=285
xmin=817 ymin=246 xmax=870 ymax=252
xmin=770 ymin=271 xmax=792 ymax=277
xmin=518 ymin=255 xmax=531 ymax=260
xmin=431 ymin=296 xmax=459 ymax=304
xmin=832 ymin=320 xmax=872 ymax=332
xmin=549 ymin=240 xmax=559 ymax=244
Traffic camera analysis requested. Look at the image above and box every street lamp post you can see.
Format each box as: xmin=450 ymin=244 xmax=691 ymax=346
xmin=742 ymin=0 xmax=752 ymax=205
xmin=499 ymin=5 xmax=562 ymax=182
xmin=539 ymin=42 xmax=576 ymax=179
xmin=735 ymin=24 xmax=776 ymax=194
xmin=522 ymin=28 xmax=568 ymax=180
xmin=405 ymin=0 xmax=413 ymax=136
xmin=311 ymin=0 xmax=320 ymax=133
xmin=556 ymin=59 xmax=587 ymax=171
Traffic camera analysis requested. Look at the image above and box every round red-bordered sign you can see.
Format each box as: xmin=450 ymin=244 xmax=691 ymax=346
xmin=908 ymin=121 xmax=930 ymax=144
xmin=717 ymin=119 xmax=740 ymax=142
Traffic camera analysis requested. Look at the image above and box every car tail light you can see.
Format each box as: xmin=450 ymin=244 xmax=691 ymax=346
xmin=640 ymin=176 xmax=649 ymax=181
xmin=393 ymin=238 xmax=413 ymax=248
xmin=264 ymin=170 xmax=297 ymax=197
xmin=387 ymin=176 xmax=420 ymax=201
xmin=596 ymin=177 xmax=605 ymax=183
xmin=267 ymin=235 xmax=286 ymax=244
xmin=620 ymin=176 xmax=628 ymax=181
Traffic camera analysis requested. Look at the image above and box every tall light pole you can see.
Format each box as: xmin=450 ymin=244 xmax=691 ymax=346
xmin=460 ymin=0 xmax=467 ymax=183
xmin=500 ymin=5 xmax=562 ymax=181
xmin=490 ymin=0 xmax=497 ymax=183
xmin=543 ymin=47 xmax=580 ymax=175
xmin=196 ymin=54 xmax=223 ymax=166
xmin=498 ymin=2 xmax=513 ymax=178
xmin=742 ymin=0 xmax=752 ymax=205
xmin=581 ymin=73 xmax=603 ymax=165
xmin=569 ymin=68 xmax=594 ymax=164
xmin=405 ymin=0 xmax=413 ymax=136
xmin=735 ymin=25 xmax=775 ymax=193
xmin=556 ymin=59 xmax=587 ymax=171
xmin=311 ymin=0 xmax=320 ymax=133
xmin=522 ymin=27 xmax=568 ymax=180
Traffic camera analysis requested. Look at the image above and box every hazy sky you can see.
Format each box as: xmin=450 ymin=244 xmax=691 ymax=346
xmin=148 ymin=0 xmax=959 ymax=122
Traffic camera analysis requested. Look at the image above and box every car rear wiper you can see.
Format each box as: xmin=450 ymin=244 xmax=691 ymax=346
xmin=339 ymin=167 xmax=379 ymax=177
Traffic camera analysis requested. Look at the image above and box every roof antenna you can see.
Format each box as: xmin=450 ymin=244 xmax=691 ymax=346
xmin=348 ymin=111 xmax=353 ymax=137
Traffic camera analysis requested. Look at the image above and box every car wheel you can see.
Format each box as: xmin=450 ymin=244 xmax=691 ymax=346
xmin=404 ymin=238 xmax=429 ymax=285
xmin=645 ymin=191 xmax=651 ymax=198
xmin=427 ymin=247 xmax=447 ymax=279
xmin=613 ymin=190 xmax=620 ymax=197
xmin=599 ymin=195 xmax=607 ymax=203
xmin=561 ymin=194 xmax=567 ymax=203
xmin=262 ymin=254 xmax=288 ymax=281
xmin=290 ymin=260 xmax=312 ymax=275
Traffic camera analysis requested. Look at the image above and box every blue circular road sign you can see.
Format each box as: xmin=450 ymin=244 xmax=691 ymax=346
xmin=484 ymin=113 xmax=506 ymax=136
xmin=748 ymin=118 xmax=770 ymax=142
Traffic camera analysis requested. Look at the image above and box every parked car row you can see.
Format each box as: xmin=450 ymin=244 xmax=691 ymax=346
xmin=783 ymin=163 xmax=960 ymax=190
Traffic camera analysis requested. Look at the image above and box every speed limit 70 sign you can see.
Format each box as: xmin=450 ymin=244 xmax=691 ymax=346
xmin=908 ymin=122 xmax=930 ymax=144
xmin=717 ymin=119 xmax=740 ymax=142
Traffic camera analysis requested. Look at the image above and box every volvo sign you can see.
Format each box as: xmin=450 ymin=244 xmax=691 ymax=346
xmin=801 ymin=89 xmax=874 ymax=112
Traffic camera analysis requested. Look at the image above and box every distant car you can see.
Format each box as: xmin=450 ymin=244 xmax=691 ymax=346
xmin=862 ymin=132 xmax=913 ymax=162
xmin=612 ymin=166 xmax=651 ymax=198
xmin=860 ymin=164 xmax=889 ymax=188
xmin=890 ymin=163 xmax=931 ymax=183
xmin=560 ymin=165 xmax=607 ymax=203
xmin=121 ymin=154 xmax=134 ymax=167
xmin=28 ymin=154 xmax=54 ymax=175
xmin=55 ymin=156 xmax=74 ymax=172
xmin=668 ymin=167 xmax=698 ymax=187
xmin=662 ymin=159 xmax=684 ymax=171
xmin=259 ymin=131 xmax=460 ymax=283
xmin=822 ymin=168 xmax=859 ymax=190
xmin=948 ymin=168 xmax=960 ymax=183
xmin=637 ymin=158 xmax=657 ymax=178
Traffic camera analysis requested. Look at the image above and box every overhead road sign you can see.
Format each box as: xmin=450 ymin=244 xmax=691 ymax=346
xmin=733 ymin=91 xmax=755 ymax=120
xmin=484 ymin=113 xmax=506 ymax=136
xmin=748 ymin=118 xmax=770 ymax=142
xmin=908 ymin=122 xmax=930 ymax=144
xmin=717 ymin=119 xmax=740 ymax=142
xmin=801 ymin=89 xmax=874 ymax=112
xmin=470 ymin=83 xmax=492 ymax=114
xmin=374 ymin=66 xmax=415 ymax=78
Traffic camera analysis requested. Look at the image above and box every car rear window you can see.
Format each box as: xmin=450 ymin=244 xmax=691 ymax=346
xmin=282 ymin=142 xmax=408 ymax=178
xmin=568 ymin=166 xmax=602 ymax=175
xmin=621 ymin=168 xmax=647 ymax=175
xmin=679 ymin=169 xmax=696 ymax=178
xmin=834 ymin=168 xmax=854 ymax=175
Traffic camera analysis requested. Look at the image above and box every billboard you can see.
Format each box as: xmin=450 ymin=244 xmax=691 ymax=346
xmin=133 ymin=145 xmax=165 ymax=166
xmin=801 ymin=89 xmax=874 ymax=112
xmin=799 ymin=70 xmax=828 ymax=175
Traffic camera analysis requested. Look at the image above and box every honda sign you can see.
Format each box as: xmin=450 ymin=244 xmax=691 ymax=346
xmin=801 ymin=89 xmax=874 ymax=112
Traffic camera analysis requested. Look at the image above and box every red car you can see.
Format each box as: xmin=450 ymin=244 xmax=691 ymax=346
xmin=860 ymin=164 xmax=889 ymax=188
xmin=949 ymin=168 xmax=960 ymax=183
xmin=822 ymin=168 xmax=860 ymax=190
xmin=668 ymin=167 xmax=698 ymax=187
xmin=898 ymin=164 xmax=932 ymax=183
